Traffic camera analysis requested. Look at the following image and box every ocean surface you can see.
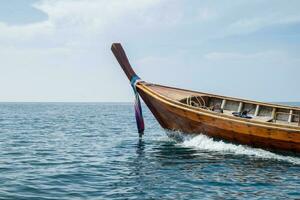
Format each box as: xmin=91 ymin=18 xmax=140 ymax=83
xmin=0 ymin=102 xmax=300 ymax=200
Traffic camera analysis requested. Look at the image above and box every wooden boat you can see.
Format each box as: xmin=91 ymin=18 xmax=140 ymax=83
xmin=111 ymin=43 xmax=300 ymax=153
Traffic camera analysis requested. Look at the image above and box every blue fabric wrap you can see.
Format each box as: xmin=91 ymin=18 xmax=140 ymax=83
xmin=130 ymin=75 xmax=144 ymax=135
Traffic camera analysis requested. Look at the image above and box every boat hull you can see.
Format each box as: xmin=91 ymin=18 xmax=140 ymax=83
xmin=138 ymin=85 xmax=300 ymax=153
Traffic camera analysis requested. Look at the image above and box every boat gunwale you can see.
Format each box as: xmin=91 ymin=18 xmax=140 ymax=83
xmin=145 ymin=83 xmax=300 ymax=111
xmin=138 ymin=82 xmax=300 ymax=132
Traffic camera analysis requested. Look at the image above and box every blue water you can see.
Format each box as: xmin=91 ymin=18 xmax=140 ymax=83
xmin=0 ymin=103 xmax=300 ymax=200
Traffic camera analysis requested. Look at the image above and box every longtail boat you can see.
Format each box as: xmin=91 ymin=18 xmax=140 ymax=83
xmin=111 ymin=43 xmax=300 ymax=153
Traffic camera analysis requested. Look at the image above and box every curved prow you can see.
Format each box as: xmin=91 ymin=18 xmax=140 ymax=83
xmin=111 ymin=43 xmax=145 ymax=136
xmin=111 ymin=43 xmax=138 ymax=81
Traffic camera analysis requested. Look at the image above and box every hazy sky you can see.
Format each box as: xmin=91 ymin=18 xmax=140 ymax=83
xmin=0 ymin=0 xmax=299 ymax=102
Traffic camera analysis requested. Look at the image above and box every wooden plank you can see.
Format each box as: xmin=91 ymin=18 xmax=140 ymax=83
xmin=288 ymin=110 xmax=293 ymax=123
xmin=238 ymin=102 xmax=243 ymax=112
xmin=254 ymin=105 xmax=260 ymax=116
xmin=221 ymin=99 xmax=226 ymax=109
xmin=111 ymin=43 xmax=138 ymax=81
xmin=272 ymin=108 xmax=277 ymax=120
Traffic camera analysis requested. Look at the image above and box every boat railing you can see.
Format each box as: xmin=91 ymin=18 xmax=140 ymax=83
xmin=274 ymin=112 xmax=300 ymax=126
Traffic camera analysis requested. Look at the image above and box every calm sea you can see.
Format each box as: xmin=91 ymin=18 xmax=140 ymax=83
xmin=0 ymin=102 xmax=299 ymax=200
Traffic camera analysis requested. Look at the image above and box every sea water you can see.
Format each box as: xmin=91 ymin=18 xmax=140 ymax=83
xmin=0 ymin=103 xmax=299 ymax=199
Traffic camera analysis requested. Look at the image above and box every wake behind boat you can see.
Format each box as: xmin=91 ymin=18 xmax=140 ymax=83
xmin=111 ymin=43 xmax=300 ymax=153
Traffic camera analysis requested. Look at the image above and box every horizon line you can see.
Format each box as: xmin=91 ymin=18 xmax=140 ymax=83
xmin=0 ymin=101 xmax=299 ymax=103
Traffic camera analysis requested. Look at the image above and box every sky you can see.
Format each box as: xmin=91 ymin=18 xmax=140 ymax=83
xmin=0 ymin=0 xmax=299 ymax=102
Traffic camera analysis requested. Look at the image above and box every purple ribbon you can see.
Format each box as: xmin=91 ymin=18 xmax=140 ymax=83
xmin=130 ymin=76 xmax=145 ymax=136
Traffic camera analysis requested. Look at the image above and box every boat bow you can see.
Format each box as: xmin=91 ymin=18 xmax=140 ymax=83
xmin=111 ymin=43 xmax=145 ymax=135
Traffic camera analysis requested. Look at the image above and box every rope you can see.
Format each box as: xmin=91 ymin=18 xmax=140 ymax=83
xmin=187 ymin=95 xmax=207 ymax=108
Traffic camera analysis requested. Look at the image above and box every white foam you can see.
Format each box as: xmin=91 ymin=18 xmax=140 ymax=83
xmin=173 ymin=132 xmax=300 ymax=165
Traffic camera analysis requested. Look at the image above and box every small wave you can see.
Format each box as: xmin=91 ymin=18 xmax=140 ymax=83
xmin=167 ymin=131 xmax=300 ymax=165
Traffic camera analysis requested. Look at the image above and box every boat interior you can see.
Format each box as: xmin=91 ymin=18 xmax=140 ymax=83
xmin=144 ymin=83 xmax=300 ymax=127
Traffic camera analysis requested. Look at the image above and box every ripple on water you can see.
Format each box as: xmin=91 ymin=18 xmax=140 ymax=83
xmin=0 ymin=103 xmax=299 ymax=200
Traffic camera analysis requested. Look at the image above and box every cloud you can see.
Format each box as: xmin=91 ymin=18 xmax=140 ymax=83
xmin=0 ymin=21 xmax=53 ymax=41
xmin=224 ymin=14 xmax=300 ymax=37
xmin=0 ymin=0 xmax=183 ymax=42
xmin=1 ymin=0 xmax=300 ymax=47
xmin=0 ymin=0 xmax=300 ymax=101
xmin=204 ymin=51 xmax=288 ymax=61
